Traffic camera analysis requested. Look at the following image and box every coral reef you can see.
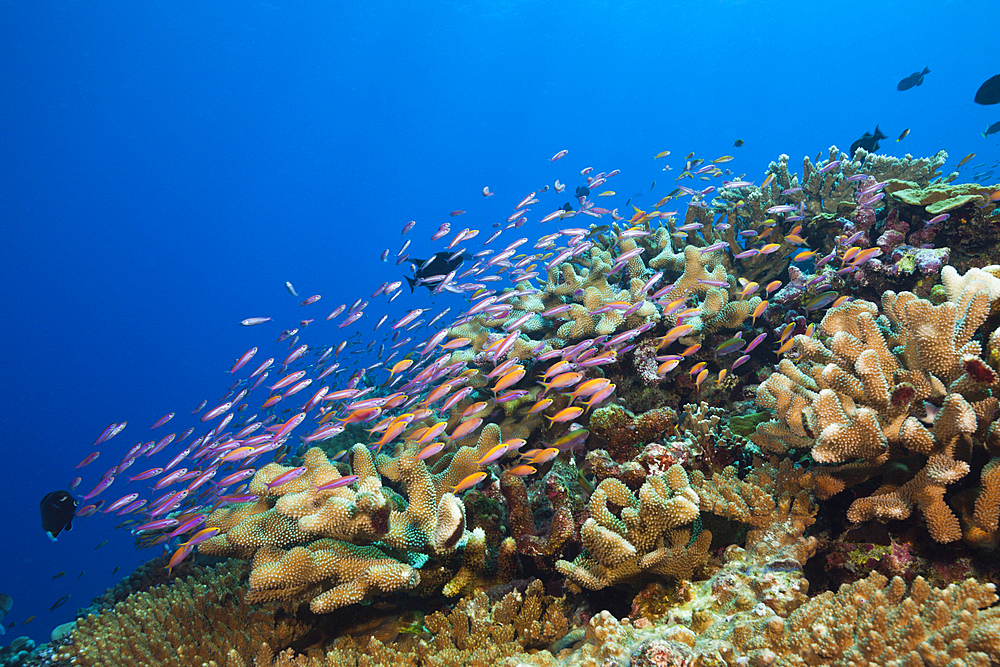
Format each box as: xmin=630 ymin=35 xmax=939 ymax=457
xmin=751 ymin=266 xmax=1000 ymax=542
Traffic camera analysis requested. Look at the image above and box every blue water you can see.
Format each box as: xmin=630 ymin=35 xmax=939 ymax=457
xmin=1 ymin=0 xmax=996 ymax=647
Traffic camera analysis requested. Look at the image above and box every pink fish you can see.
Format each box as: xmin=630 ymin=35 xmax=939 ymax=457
xmin=282 ymin=345 xmax=308 ymax=367
xmin=151 ymin=412 xmax=176 ymax=430
xmin=93 ymin=423 xmax=117 ymax=445
xmin=393 ymin=309 xmax=424 ymax=330
xmin=117 ymin=499 xmax=147 ymax=515
xmin=128 ymin=467 xmax=164 ymax=483
xmin=186 ymin=469 xmax=216 ymax=492
xmin=76 ymin=452 xmax=100 ymax=469
xmin=153 ymin=468 xmax=189 ymax=491
xmin=216 ymin=469 xmax=257 ymax=488
xmin=201 ymin=402 xmax=232 ymax=422
xmin=75 ymin=504 xmax=100 ymax=518
xmin=103 ymin=493 xmax=140 ymax=514
xmin=240 ymin=317 xmax=272 ymax=326
xmin=83 ymin=476 xmax=115 ymax=500
xmin=167 ymin=515 xmax=206 ymax=538
xmin=338 ymin=310 xmax=364 ymax=328
xmin=316 ymin=475 xmax=359 ymax=492
xmin=115 ymin=457 xmax=136 ymax=474
xmin=132 ymin=518 xmax=179 ymax=534
xmin=282 ymin=378 xmax=313 ymax=397
xmin=270 ymin=371 xmax=307 ymax=391
xmin=273 ymin=413 xmax=306 ymax=441
xmin=164 ymin=448 xmax=191 ymax=473
xmin=415 ymin=442 xmax=446 ymax=460
xmin=267 ymin=466 xmax=308 ymax=489
xmin=550 ymin=149 xmax=568 ymax=162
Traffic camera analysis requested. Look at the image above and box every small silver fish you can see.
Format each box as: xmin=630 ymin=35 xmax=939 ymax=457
xmin=285 ymin=281 xmax=299 ymax=297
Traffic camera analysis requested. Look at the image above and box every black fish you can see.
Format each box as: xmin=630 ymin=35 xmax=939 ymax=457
xmin=561 ymin=202 xmax=574 ymax=212
xmin=574 ymin=185 xmax=590 ymax=198
xmin=975 ymin=74 xmax=1000 ymax=105
xmin=897 ymin=67 xmax=930 ymax=91
xmin=733 ymin=139 xmax=744 ymax=147
xmin=983 ymin=121 xmax=1000 ymax=138
xmin=48 ymin=595 xmax=69 ymax=613
xmin=40 ymin=491 xmax=77 ymax=541
xmin=404 ymin=252 xmax=470 ymax=292
xmin=850 ymin=125 xmax=887 ymax=155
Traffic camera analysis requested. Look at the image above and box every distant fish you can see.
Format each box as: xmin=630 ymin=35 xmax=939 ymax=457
xmin=850 ymin=125 xmax=887 ymax=155
xmin=958 ymin=153 xmax=977 ymax=167
xmin=0 ymin=593 xmax=10 ymax=635
xmin=284 ymin=281 xmax=298 ymax=297
xmin=982 ymin=121 xmax=1000 ymax=138
xmin=48 ymin=595 xmax=70 ymax=613
xmin=897 ymin=128 xmax=910 ymax=142
xmin=975 ymin=74 xmax=1000 ymax=105
xmin=40 ymin=490 xmax=78 ymax=541
xmin=897 ymin=67 xmax=929 ymax=91
xmin=733 ymin=139 xmax=744 ymax=147
xmin=575 ymin=185 xmax=590 ymax=198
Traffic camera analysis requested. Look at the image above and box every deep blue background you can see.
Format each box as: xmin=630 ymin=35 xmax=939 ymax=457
xmin=1 ymin=0 xmax=996 ymax=645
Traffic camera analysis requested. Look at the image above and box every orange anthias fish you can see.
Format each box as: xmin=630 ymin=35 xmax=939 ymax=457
xmin=452 ymin=471 xmax=487 ymax=492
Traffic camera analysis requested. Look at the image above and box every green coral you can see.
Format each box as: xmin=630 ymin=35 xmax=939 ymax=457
xmin=727 ymin=412 xmax=770 ymax=437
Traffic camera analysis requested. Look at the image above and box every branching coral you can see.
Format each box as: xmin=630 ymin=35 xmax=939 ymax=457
xmin=201 ymin=431 xmax=502 ymax=611
xmin=55 ymin=560 xmax=312 ymax=667
xmin=555 ymin=464 xmax=710 ymax=590
xmin=751 ymin=266 xmax=1000 ymax=542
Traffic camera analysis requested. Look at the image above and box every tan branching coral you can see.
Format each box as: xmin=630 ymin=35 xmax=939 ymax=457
xmin=752 ymin=266 xmax=1000 ymax=541
xmin=55 ymin=560 xmax=311 ymax=667
xmin=201 ymin=432 xmax=500 ymax=611
xmin=555 ymin=464 xmax=710 ymax=589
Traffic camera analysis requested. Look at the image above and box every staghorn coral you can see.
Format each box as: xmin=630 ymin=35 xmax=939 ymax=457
xmin=555 ymin=464 xmax=710 ymax=590
xmin=752 ymin=266 xmax=1000 ymax=542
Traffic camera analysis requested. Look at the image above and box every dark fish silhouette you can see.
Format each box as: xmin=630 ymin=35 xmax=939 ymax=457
xmin=561 ymin=202 xmax=574 ymax=212
xmin=850 ymin=125 xmax=887 ymax=155
xmin=405 ymin=252 xmax=470 ymax=292
xmin=975 ymin=74 xmax=1000 ymax=105
xmin=733 ymin=139 xmax=744 ymax=147
xmin=897 ymin=67 xmax=929 ymax=91
xmin=48 ymin=595 xmax=69 ymax=613
xmin=40 ymin=490 xmax=78 ymax=541
xmin=575 ymin=185 xmax=590 ymax=198
xmin=983 ymin=121 xmax=1000 ymax=138
xmin=0 ymin=593 xmax=10 ymax=636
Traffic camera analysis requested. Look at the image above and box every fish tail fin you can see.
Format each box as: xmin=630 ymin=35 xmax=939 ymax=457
xmin=984 ymin=132 xmax=989 ymax=139
xmin=923 ymin=66 xmax=930 ymax=74
xmin=405 ymin=276 xmax=416 ymax=293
